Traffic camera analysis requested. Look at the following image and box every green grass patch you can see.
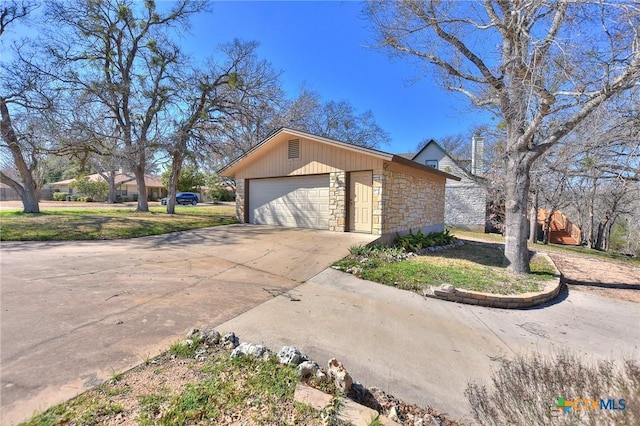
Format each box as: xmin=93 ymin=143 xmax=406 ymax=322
xmin=337 ymin=242 xmax=557 ymax=295
xmin=21 ymin=392 xmax=124 ymax=426
xmin=169 ymin=336 xmax=202 ymax=358
xmin=22 ymin=348 xmax=325 ymax=426
xmin=157 ymin=357 xmax=299 ymax=425
xmin=451 ymin=228 xmax=640 ymax=265
xmin=0 ymin=205 xmax=237 ymax=241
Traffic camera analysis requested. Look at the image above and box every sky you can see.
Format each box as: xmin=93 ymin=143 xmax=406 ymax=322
xmin=0 ymin=0 xmax=494 ymax=155
xmin=180 ymin=1 xmax=493 ymax=154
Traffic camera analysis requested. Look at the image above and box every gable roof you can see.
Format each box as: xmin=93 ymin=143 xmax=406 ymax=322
xmin=395 ymin=152 xmax=416 ymax=160
xmin=219 ymin=127 xmax=460 ymax=181
xmin=411 ymin=139 xmax=446 ymax=162
xmin=412 ymin=139 xmax=485 ymax=182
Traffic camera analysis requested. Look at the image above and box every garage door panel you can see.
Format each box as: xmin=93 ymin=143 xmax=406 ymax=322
xmin=249 ymin=175 xmax=330 ymax=229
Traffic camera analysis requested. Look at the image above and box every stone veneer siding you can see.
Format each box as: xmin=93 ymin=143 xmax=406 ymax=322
xmin=380 ymin=168 xmax=445 ymax=239
xmin=235 ymin=178 xmax=245 ymax=223
xmin=445 ymin=184 xmax=487 ymax=231
xmin=328 ymin=172 xmax=346 ymax=232
xmin=371 ymin=171 xmax=384 ymax=236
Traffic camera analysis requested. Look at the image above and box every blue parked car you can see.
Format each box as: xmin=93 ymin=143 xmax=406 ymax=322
xmin=161 ymin=192 xmax=199 ymax=205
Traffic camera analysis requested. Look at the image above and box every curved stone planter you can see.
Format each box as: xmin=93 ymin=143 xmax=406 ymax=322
xmin=423 ymin=253 xmax=563 ymax=309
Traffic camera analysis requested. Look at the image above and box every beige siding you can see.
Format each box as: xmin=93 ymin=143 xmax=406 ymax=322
xmin=235 ymin=136 xmax=384 ymax=179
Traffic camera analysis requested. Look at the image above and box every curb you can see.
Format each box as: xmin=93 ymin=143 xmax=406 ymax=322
xmin=423 ymin=253 xmax=563 ymax=309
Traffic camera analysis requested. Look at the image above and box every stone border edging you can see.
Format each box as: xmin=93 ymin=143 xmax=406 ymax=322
xmin=423 ymin=253 xmax=563 ymax=309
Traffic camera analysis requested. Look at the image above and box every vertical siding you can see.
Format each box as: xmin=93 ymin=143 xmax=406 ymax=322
xmin=235 ymin=136 xmax=383 ymax=179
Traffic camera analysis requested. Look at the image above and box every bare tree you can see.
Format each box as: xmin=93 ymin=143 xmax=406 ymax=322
xmin=416 ymin=133 xmax=470 ymax=161
xmin=0 ymin=0 xmax=49 ymax=213
xmin=367 ymin=0 xmax=640 ymax=273
xmin=164 ymin=39 xmax=283 ymax=214
xmin=43 ymin=0 xmax=206 ymax=212
xmin=282 ymin=89 xmax=391 ymax=149
xmin=0 ymin=0 xmax=37 ymax=37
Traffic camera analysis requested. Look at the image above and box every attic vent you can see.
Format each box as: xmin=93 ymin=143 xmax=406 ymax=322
xmin=288 ymin=139 xmax=300 ymax=159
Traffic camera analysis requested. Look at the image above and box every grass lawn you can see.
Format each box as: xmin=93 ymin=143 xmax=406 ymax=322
xmin=21 ymin=343 xmax=328 ymax=426
xmin=335 ymin=242 xmax=557 ymax=295
xmin=0 ymin=205 xmax=237 ymax=241
xmin=451 ymin=228 xmax=640 ymax=265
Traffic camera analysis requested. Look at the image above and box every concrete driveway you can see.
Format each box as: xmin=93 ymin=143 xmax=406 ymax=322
xmin=217 ymin=268 xmax=640 ymax=423
xmin=0 ymin=225 xmax=376 ymax=425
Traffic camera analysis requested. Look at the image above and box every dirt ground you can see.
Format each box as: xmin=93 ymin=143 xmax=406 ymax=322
xmin=545 ymin=250 xmax=640 ymax=304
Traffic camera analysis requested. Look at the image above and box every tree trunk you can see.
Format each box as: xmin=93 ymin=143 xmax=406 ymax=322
xmin=503 ymin=154 xmax=532 ymax=274
xmin=133 ymin=165 xmax=149 ymax=212
xmin=543 ymin=211 xmax=555 ymax=245
xmin=106 ymin=170 xmax=117 ymax=203
xmin=595 ymin=215 xmax=611 ymax=251
xmin=605 ymin=219 xmax=617 ymax=252
xmin=166 ymin=154 xmax=183 ymax=215
xmin=529 ymin=191 xmax=538 ymax=243
xmin=587 ymin=179 xmax=597 ymax=248
xmin=0 ymin=98 xmax=40 ymax=213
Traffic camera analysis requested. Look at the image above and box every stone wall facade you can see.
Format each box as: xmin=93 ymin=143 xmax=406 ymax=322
xmin=371 ymin=171 xmax=384 ymax=236
xmin=235 ymin=178 xmax=245 ymax=223
xmin=328 ymin=172 xmax=346 ymax=232
xmin=445 ymin=184 xmax=487 ymax=231
xmin=236 ymin=167 xmax=447 ymax=240
xmin=380 ymin=168 xmax=445 ymax=240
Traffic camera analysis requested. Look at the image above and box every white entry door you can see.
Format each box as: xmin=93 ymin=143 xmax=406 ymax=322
xmin=249 ymin=175 xmax=330 ymax=229
xmin=349 ymin=171 xmax=372 ymax=233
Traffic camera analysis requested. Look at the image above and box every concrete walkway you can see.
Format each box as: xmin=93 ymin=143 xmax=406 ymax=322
xmin=0 ymin=225 xmax=376 ymax=425
xmin=217 ymin=268 xmax=640 ymax=423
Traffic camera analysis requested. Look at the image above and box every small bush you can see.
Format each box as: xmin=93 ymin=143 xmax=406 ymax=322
xmin=53 ymin=192 xmax=68 ymax=201
xmin=346 ymin=245 xmax=410 ymax=263
xmin=349 ymin=245 xmax=373 ymax=256
xmin=169 ymin=336 xmax=202 ymax=358
xmin=212 ymin=188 xmax=235 ymax=202
xmin=465 ymin=351 xmax=639 ymax=426
xmin=393 ymin=229 xmax=457 ymax=252
xmin=69 ymin=176 xmax=108 ymax=202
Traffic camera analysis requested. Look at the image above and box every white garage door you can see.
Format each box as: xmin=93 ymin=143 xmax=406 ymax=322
xmin=249 ymin=175 xmax=330 ymax=229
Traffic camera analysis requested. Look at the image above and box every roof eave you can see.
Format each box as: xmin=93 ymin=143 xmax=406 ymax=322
xmin=218 ymin=127 xmax=394 ymax=177
xmin=391 ymin=155 xmax=462 ymax=181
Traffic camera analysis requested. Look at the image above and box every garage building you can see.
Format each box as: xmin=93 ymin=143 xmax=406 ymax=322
xmin=219 ymin=128 xmax=459 ymax=243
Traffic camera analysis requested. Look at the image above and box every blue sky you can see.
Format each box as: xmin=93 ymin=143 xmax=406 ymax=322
xmin=0 ymin=0 xmax=494 ymax=155
xmin=182 ymin=1 xmax=493 ymax=154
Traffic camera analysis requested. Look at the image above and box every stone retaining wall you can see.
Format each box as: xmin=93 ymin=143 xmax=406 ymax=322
xmin=425 ymin=253 xmax=562 ymax=309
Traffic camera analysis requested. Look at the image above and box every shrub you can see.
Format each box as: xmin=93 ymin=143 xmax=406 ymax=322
xmin=349 ymin=245 xmax=373 ymax=256
xmin=393 ymin=229 xmax=457 ymax=252
xmin=212 ymin=187 xmax=235 ymax=202
xmin=465 ymin=351 xmax=639 ymax=426
xmin=53 ymin=192 xmax=69 ymax=201
xmin=69 ymin=176 xmax=108 ymax=202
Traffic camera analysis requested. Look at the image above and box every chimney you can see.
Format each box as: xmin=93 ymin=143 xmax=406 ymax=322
xmin=471 ymin=135 xmax=485 ymax=176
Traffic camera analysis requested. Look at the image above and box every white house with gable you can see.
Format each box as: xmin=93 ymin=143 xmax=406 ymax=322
xmin=412 ymin=136 xmax=488 ymax=231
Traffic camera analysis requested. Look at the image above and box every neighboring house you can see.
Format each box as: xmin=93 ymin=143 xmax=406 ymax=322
xmin=537 ymin=209 xmax=581 ymax=245
xmin=0 ymin=182 xmax=20 ymax=201
xmin=219 ymin=128 xmax=460 ymax=243
xmin=48 ymin=172 xmax=167 ymax=201
xmin=412 ymin=137 xmax=488 ymax=231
